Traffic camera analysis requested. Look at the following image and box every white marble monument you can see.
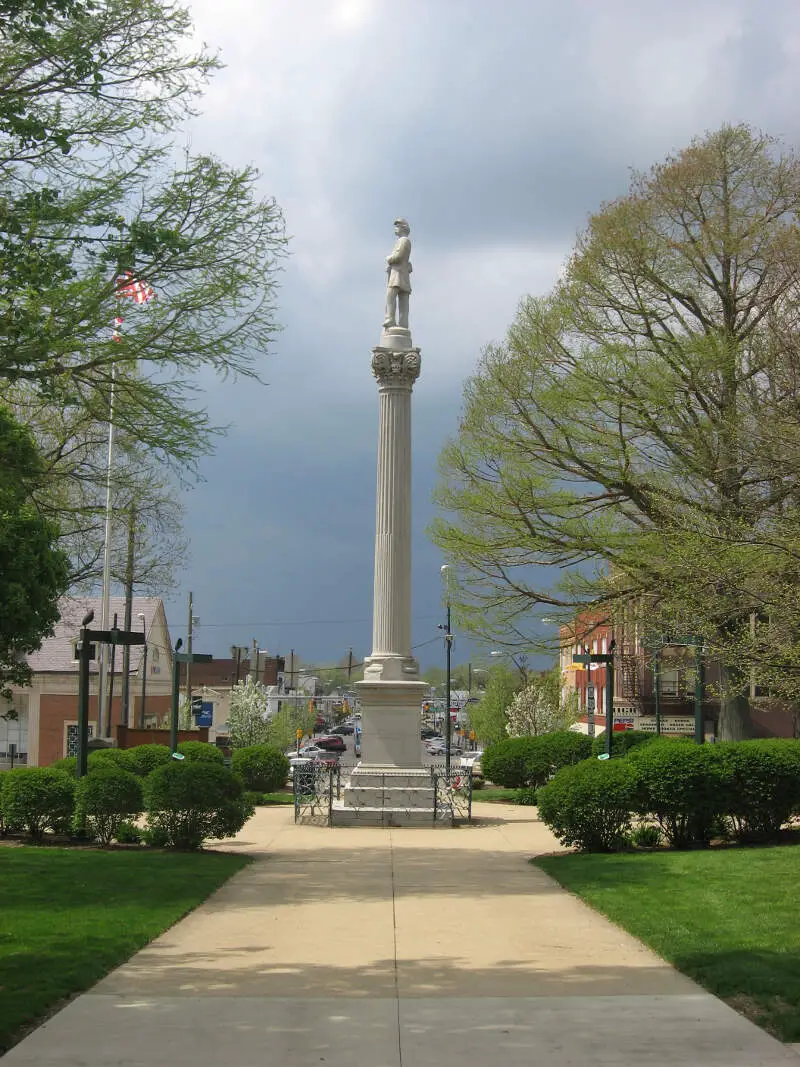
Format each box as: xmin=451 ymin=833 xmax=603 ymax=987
xmin=334 ymin=220 xmax=433 ymax=825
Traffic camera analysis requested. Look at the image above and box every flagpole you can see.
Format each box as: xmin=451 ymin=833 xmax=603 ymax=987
xmin=98 ymin=272 xmax=154 ymax=736
xmin=98 ymin=364 xmax=116 ymax=737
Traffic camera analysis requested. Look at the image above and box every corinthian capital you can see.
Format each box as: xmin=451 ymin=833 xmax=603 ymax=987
xmin=371 ymin=347 xmax=422 ymax=387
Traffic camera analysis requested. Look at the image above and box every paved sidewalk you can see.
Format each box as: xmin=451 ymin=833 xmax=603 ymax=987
xmin=5 ymin=804 xmax=797 ymax=1066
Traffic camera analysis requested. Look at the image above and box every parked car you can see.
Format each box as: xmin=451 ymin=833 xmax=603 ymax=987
xmin=461 ymin=750 xmax=484 ymax=777
xmin=329 ymin=724 xmax=355 ymax=736
xmin=420 ymin=727 xmax=440 ymax=740
xmin=425 ymin=738 xmax=447 ymax=754
xmin=315 ymin=735 xmax=347 ymax=753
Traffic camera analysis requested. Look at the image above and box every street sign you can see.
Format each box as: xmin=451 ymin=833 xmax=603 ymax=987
xmin=195 ymin=701 xmax=213 ymax=727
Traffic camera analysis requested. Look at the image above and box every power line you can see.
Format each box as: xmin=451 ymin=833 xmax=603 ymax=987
xmin=165 ymin=613 xmax=443 ymax=629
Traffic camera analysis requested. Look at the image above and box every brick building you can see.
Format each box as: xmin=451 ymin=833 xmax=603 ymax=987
xmin=2 ymin=596 xmax=173 ymax=766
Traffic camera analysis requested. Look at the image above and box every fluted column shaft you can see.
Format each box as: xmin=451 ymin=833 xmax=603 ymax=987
xmin=372 ymin=382 xmax=413 ymax=657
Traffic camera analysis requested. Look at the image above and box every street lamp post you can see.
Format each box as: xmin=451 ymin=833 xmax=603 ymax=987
xmin=439 ymin=566 xmax=454 ymax=775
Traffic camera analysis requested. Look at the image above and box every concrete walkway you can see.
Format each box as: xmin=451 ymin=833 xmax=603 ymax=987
xmin=5 ymin=804 xmax=797 ymax=1066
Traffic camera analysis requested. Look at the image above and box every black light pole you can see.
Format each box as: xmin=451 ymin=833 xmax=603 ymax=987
xmin=171 ymin=639 xmax=213 ymax=754
xmin=440 ymin=565 xmax=454 ymax=776
xmin=605 ymin=641 xmax=616 ymax=757
xmin=77 ymin=610 xmax=95 ymax=778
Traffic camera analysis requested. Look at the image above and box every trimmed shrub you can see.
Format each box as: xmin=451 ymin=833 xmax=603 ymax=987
xmin=537 ymin=759 xmax=639 ymax=852
xmin=125 ymin=744 xmax=171 ymax=777
xmin=87 ymin=748 xmax=134 ymax=773
xmin=632 ymin=740 xmax=724 ymax=848
xmin=591 ymin=730 xmax=658 ymax=758
xmin=143 ymin=761 xmax=254 ymax=849
xmin=482 ymin=732 xmax=591 ymax=789
xmin=539 ymin=730 xmax=593 ymax=770
xmin=514 ymin=787 xmax=538 ymax=805
xmin=115 ymin=821 xmax=143 ymax=845
xmin=51 ymin=756 xmax=78 ymax=776
xmin=716 ymin=739 xmax=800 ymax=841
xmin=230 ymin=745 xmax=289 ymax=792
xmin=74 ymin=767 xmax=144 ymax=846
xmin=482 ymin=737 xmax=548 ymax=788
xmin=630 ymin=823 xmax=662 ymax=848
xmin=0 ymin=767 xmax=76 ymax=840
xmin=243 ymin=790 xmax=265 ymax=807
xmin=177 ymin=740 xmax=225 ymax=764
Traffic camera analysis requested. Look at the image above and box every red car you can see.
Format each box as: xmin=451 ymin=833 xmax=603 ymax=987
xmin=314 ymin=735 xmax=347 ymax=753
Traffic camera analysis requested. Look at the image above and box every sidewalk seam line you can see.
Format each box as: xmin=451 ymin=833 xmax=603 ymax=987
xmin=390 ymin=829 xmax=403 ymax=1067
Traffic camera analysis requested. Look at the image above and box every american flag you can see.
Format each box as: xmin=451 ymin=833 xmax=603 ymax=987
xmin=116 ymin=270 xmax=155 ymax=304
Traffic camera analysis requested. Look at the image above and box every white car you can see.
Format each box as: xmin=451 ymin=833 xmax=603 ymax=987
xmin=461 ymin=750 xmax=484 ymax=776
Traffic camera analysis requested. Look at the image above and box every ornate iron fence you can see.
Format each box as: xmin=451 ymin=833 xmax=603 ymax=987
xmin=293 ymin=762 xmax=340 ymax=825
xmin=431 ymin=765 xmax=473 ymax=824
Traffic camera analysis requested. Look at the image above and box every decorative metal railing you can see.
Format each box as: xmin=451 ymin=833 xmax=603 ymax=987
xmin=293 ymin=760 xmax=473 ymax=826
xmin=432 ymin=766 xmax=473 ymax=824
xmin=292 ymin=762 xmax=340 ymax=826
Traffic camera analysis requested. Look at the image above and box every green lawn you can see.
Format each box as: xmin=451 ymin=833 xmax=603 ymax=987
xmin=536 ymin=846 xmax=800 ymax=1041
xmin=259 ymin=791 xmax=294 ymax=805
xmin=0 ymin=847 xmax=249 ymax=1051
xmin=473 ymin=787 xmax=522 ymax=803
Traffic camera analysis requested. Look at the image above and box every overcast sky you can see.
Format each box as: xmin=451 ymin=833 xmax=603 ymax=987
xmin=160 ymin=0 xmax=800 ymax=673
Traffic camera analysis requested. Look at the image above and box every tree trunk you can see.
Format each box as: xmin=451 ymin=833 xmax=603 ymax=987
xmin=716 ymin=664 xmax=754 ymax=740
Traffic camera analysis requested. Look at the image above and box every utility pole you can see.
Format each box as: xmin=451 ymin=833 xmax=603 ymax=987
xmin=121 ymin=502 xmax=136 ymax=726
xmin=251 ymin=638 xmax=259 ymax=683
xmin=347 ymin=647 xmax=353 ymax=682
xmin=185 ymin=591 xmax=193 ymax=707
xmin=289 ymin=648 xmax=296 ymax=691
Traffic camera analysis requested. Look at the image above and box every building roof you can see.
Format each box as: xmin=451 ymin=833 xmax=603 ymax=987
xmin=26 ymin=596 xmax=165 ymax=675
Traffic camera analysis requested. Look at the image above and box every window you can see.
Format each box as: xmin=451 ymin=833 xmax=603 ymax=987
xmin=601 ymin=637 xmax=607 ymax=653
xmin=592 ymin=640 xmax=598 ymax=653
xmin=660 ymin=669 xmax=680 ymax=697
xmin=65 ymin=723 xmax=94 ymax=757
xmin=0 ymin=695 xmax=28 ymax=761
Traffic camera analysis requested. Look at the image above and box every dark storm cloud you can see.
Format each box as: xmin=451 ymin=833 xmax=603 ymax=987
xmin=161 ymin=0 xmax=800 ymax=667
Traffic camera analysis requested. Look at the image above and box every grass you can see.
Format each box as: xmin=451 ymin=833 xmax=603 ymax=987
xmin=0 ymin=847 xmax=249 ymax=1051
xmin=535 ymin=846 xmax=800 ymax=1041
xmin=473 ymin=787 xmax=520 ymax=803
xmin=259 ymin=791 xmax=294 ymax=805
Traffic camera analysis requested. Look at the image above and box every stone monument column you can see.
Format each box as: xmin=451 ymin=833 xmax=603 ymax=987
xmin=351 ymin=219 xmax=429 ymax=786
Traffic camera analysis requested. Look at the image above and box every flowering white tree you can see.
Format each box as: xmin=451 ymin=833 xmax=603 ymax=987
xmin=505 ymin=669 xmax=579 ymax=737
xmin=227 ymin=678 xmax=271 ymax=748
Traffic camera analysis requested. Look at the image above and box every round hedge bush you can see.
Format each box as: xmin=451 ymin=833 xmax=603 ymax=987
xmin=74 ymin=767 xmax=143 ymax=846
xmin=177 ymin=741 xmax=224 ymax=764
xmin=51 ymin=756 xmax=78 ymax=776
xmin=87 ymin=748 xmax=134 ymax=773
xmin=591 ymin=730 xmax=658 ymax=758
xmin=632 ymin=739 xmax=724 ymax=848
xmin=716 ymin=739 xmax=800 ymax=840
xmin=125 ymin=744 xmax=171 ymax=777
xmin=1 ymin=767 xmax=76 ymax=840
xmin=230 ymin=745 xmax=289 ymax=792
xmin=143 ymin=761 xmax=254 ymax=849
xmin=537 ymin=758 xmax=639 ymax=852
xmin=482 ymin=731 xmax=591 ymax=789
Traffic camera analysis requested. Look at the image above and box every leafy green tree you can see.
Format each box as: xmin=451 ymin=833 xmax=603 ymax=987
xmin=0 ymin=406 xmax=70 ymax=697
xmin=467 ymin=664 xmax=520 ymax=746
xmin=1 ymin=0 xmax=285 ymax=478
xmin=433 ymin=125 xmax=800 ymax=739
